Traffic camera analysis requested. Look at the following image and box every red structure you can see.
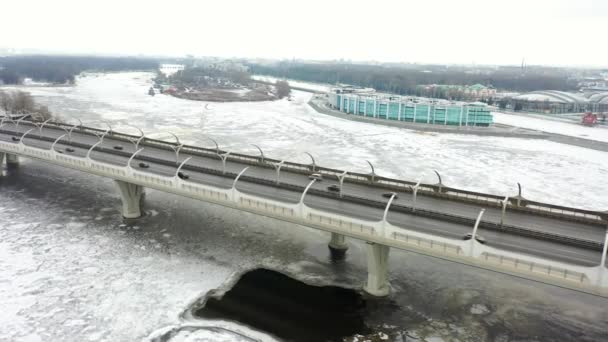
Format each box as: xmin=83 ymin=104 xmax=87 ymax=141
xmin=581 ymin=112 xmax=598 ymax=126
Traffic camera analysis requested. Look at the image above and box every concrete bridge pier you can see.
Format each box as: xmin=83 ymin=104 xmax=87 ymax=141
xmin=363 ymin=242 xmax=391 ymax=297
xmin=115 ymin=180 xmax=145 ymax=219
xmin=5 ymin=153 xmax=19 ymax=168
xmin=328 ymin=232 xmax=349 ymax=259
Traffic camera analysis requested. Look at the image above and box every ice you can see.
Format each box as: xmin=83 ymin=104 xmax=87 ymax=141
xmin=493 ymin=111 xmax=608 ymax=143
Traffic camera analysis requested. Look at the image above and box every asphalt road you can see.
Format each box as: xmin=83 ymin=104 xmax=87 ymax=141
xmin=0 ymin=122 xmax=605 ymax=267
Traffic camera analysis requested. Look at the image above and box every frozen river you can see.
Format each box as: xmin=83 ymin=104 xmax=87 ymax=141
xmin=1 ymin=72 xmax=607 ymax=341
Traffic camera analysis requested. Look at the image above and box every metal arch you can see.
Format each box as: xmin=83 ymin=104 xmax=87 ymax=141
xmin=304 ymin=152 xmax=316 ymax=172
xmin=471 ymin=208 xmax=486 ymax=240
xmin=273 ymin=160 xmax=285 ymax=184
xmin=337 ymin=170 xmax=348 ymax=198
xmin=517 ymin=182 xmax=522 ymax=197
xmin=501 ymin=196 xmax=509 ymax=226
xmin=86 ymin=140 xmax=104 ymax=160
xmin=299 ymin=179 xmax=317 ymax=205
xmin=251 ymin=144 xmax=265 ymax=163
xmin=207 ymin=137 xmax=220 ymax=154
xmin=125 ymin=124 xmax=145 ymax=149
xmin=433 ymin=170 xmax=442 ymax=185
xmin=175 ymin=156 xmax=193 ymax=179
xmin=600 ymin=230 xmax=608 ymax=269
xmin=168 ymin=132 xmax=181 ymax=146
xmin=19 ymin=128 xmax=36 ymax=145
xmin=36 ymin=118 xmax=53 ymax=137
xmin=74 ymin=118 xmax=83 ymax=130
xmin=232 ymin=166 xmax=250 ymax=189
xmin=16 ymin=116 xmax=28 ymax=128
xmin=51 ymin=134 xmax=68 ymax=152
xmin=382 ymin=193 xmax=397 ymax=222
xmin=102 ymin=121 xmax=114 ymax=136
xmin=126 ymin=148 xmax=145 ymax=168
xmin=218 ymin=151 xmax=231 ymax=174
xmin=365 ymin=160 xmax=376 ymax=182
xmin=412 ymin=177 xmax=423 ymax=212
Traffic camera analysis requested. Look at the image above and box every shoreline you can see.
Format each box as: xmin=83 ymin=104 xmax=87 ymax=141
xmin=308 ymin=96 xmax=608 ymax=152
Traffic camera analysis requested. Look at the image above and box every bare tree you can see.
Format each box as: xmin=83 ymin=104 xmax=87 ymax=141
xmin=275 ymin=80 xmax=291 ymax=99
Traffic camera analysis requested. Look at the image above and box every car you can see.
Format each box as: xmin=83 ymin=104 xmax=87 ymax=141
xmin=65 ymin=147 xmax=75 ymax=153
xmin=57 ymin=150 xmax=64 ymax=154
xmin=382 ymin=192 xmax=398 ymax=199
xmin=309 ymin=173 xmax=323 ymax=181
xmin=463 ymin=233 xmax=486 ymax=244
xmin=113 ymin=145 xmax=124 ymax=150
xmin=11 ymin=136 xmax=19 ymax=141
xmin=138 ymin=162 xmax=150 ymax=169
xmin=327 ymin=184 xmax=340 ymax=192
xmin=177 ymin=171 xmax=189 ymax=180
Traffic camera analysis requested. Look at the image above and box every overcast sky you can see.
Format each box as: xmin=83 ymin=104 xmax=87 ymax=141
xmin=1 ymin=0 xmax=606 ymax=66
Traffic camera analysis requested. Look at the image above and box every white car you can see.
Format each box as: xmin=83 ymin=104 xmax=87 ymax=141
xmin=308 ymin=173 xmax=323 ymax=181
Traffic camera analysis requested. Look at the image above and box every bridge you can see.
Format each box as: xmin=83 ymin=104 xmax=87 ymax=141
xmin=1 ymin=117 xmax=607 ymax=297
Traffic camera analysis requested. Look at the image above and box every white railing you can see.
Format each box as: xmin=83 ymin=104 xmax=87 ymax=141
xmin=1 ymin=138 xmax=607 ymax=294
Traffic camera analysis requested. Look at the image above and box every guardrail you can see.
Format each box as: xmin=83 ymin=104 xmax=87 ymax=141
xmin=1 ymin=135 xmax=607 ymax=295
xmin=1 ymin=119 xmax=606 ymax=226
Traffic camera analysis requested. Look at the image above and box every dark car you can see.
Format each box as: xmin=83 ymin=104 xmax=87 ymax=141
xmin=11 ymin=136 xmax=19 ymax=141
xmin=463 ymin=233 xmax=486 ymax=244
xmin=327 ymin=184 xmax=340 ymax=192
xmin=138 ymin=162 xmax=150 ymax=169
xmin=113 ymin=145 xmax=124 ymax=150
xmin=65 ymin=147 xmax=75 ymax=153
xmin=177 ymin=171 xmax=189 ymax=180
xmin=382 ymin=192 xmax=398 ymax=199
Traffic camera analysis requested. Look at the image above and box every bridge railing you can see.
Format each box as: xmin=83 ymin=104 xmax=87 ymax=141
xmin=2 ymin=137 xmax=607 ymax=293
xmin=4 ymin=119 xmax=606 ymax=225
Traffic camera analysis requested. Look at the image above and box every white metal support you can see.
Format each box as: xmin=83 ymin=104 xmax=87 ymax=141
xmin=412 ymin=177 xmax=422 ymax=212
xmin=299 ymin=179 xmax=316 ymax=216
xmin=208 ymin=137 xmax=220 ymax=154
xmin=218 ymin=152 xmax=231 ymax=174
xmin=366 ymin=160 xmax=376 ymax=183
xmin=126 ymin=148 xmax=145 ymax=169
xmin=434 ymin=169 xmax=443 ymax=192
xmin=273 ymin=160 xmax=285 ymax=184
xmin=459 ymin=106 xmax=464 ymax=127
xmin=231 ymin=166 xmax=250 ymax=201
xmin=471 ymin=209 xmax=485 ymax=240
xmin=304 ymin=152 xmax=316 ymax=172
xmin=337 ymin=170 xmax=348 ymax=198
xmin=174 ymin=156 xmax=192 ymax=180
xmin=427 ymin=105 xmax=431 ymax=124
xmin=86 ymin=140 xmax=104 ymax=160
xmin=36 ymin=118 xmax=52 ymax=137
xmin=252 ymin=144 xmax=265 ymax=164
xmin=516 ymin=182 xmax=523 ymax=206
xmin=15 ymin=116 xmax=27 ymax=128
xmin=597 ymin=229 xmax=608 ymax=286
xmin=19 ymin=128 xmax=35 ymax=145
xmin=382 ymin=193 xmax=397 ymax=237
xmin=51 ymin=134 xmax=67 ymax=152
xmin=501 ymin=196 xmax=509 ymax=226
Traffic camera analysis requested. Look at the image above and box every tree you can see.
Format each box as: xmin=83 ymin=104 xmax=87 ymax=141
xmin=275 ymin=80 xmax=291 ymax=99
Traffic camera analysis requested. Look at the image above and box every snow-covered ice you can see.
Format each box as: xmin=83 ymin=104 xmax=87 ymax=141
xmin=493 ymin=111 xmax=608 ymax=143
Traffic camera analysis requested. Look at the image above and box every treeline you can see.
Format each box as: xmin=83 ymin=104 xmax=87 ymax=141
xmin=161 ymin=66 xmax=251 ymax=87
xmin=0 ymin=55 xmax=160 ymax=85
xmin=247 ymin=62 xmax=578 ymax=94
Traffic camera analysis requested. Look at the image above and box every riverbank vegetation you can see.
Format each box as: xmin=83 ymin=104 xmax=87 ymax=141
xmin=0 ymin=56 xmax=160 ymax=85
xmin=157 ymin=66 xmax=290 ymax=102
xmin=0 ymin=90 xmax=54 ymax=121
xmin=247 ymin=62 xmax=578 ymax=99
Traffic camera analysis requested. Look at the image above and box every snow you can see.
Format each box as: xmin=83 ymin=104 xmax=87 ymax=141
xmin=493 ymin=111 xmax=608 ymax=143
xmin=251 ymin=75 xmax=331 ymax=93
xmin=2 ymin=72 xmax=608 ymax=341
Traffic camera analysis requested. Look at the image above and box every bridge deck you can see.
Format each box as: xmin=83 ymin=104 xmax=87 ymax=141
xmin=0 ymin=122 xmax=605 ymax=269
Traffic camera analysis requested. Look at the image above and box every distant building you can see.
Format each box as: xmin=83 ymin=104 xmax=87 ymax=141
xmin=159 ymin=64 xmax=185 ymax=77
xmin=328 ymin=89 xmax=493 ymax=127
xmin=417 ymin=84 xmax=496 ymax=101
xmin=507 ymin=90 xmax=608 ymax=114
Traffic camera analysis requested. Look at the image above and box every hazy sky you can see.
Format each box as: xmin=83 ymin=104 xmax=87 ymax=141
xmin=1 ymin=0 xmax=606 ymax=66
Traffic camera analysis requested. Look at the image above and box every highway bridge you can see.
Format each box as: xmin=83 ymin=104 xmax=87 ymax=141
xmin=1 ymin=117 xmax=607 ymax=297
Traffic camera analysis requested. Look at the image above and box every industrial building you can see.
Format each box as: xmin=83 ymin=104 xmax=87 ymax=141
xmin=328 ymin=90 xmax=493 ymax=127
xmin=509 ymin=90 xmax=608 ymax=114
